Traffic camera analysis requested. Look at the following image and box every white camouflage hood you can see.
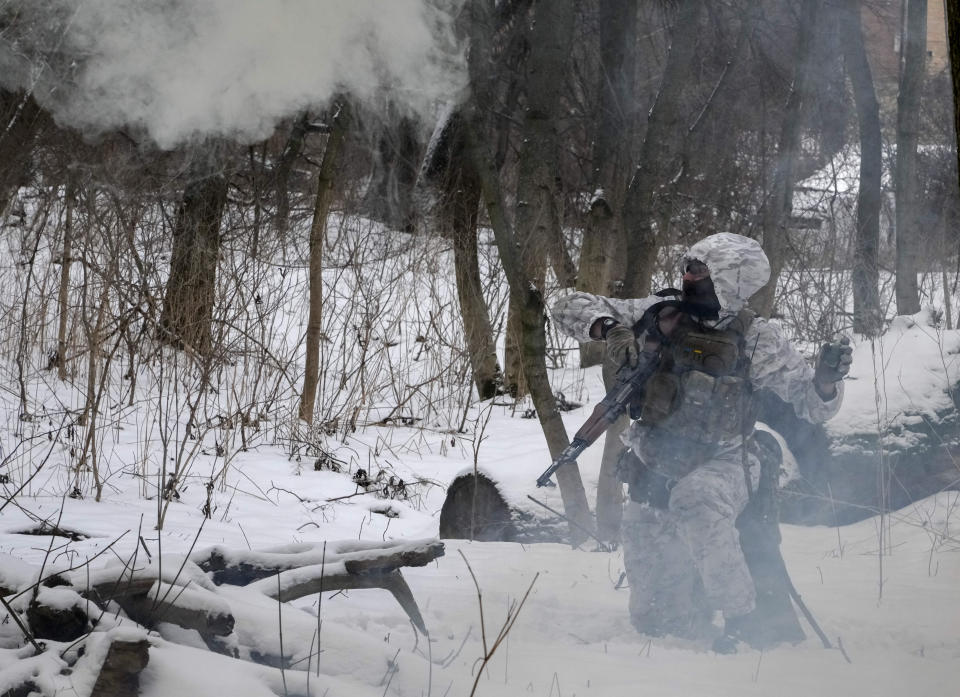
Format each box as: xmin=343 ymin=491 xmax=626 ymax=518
xmin=683 ymin=233 xmax=770 ymax=314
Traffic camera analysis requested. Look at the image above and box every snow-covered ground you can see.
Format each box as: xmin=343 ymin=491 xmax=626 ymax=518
xmin=1 ymin=203 xmax=958 ymax=695
xmin=2 ymin=360 xmax=958 ymax=696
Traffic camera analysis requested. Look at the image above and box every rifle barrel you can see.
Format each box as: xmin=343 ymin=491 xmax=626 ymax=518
xmin=536 ymin=438 xmax=589 ymax=487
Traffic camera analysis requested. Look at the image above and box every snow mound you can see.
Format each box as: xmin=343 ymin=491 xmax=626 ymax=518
xmin=828 ymin=308 xmax=960 ymax=451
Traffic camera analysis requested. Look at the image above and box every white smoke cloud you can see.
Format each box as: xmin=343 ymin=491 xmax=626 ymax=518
xmin=2 ymin=0 xmax=465 ymax=148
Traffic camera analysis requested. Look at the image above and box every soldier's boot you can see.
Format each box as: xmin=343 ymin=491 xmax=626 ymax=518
xmin=711 ymin=609 xmax=766 ymax=654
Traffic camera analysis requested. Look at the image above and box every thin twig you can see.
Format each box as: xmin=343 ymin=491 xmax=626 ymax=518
xmin=441 ymin=626 xmax=473 ymax=669
xmin=153 ymin=516 xmax=206 ymax=612
xmin=8 ymin=531 xmax=130 ymax=604
xmin=381 ymin=649 xmax=400 ymax=697
xmin=317 ymin=541 xmax=326 ymax=678
xmin=526 ymin=495 xmax=608 ymax=551
xmin=837 ymin=636 xmax=853 ymax=664
xmin=459 ymin=550 xmax=538 ymax=697
xmin=0 ymin=418 xmax=67 ymax=514
xmin=0 ymin=594 xmax=42 ymax=653
xmin=278 ymin=571 xmax=288 ymax=696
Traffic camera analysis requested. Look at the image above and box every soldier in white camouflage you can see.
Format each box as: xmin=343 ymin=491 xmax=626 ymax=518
xmin=551 ymin=233 xmax=851 ymax=651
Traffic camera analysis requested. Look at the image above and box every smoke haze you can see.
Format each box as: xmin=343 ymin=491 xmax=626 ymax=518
xmin=1 ymin=0 xmax=465 ymax=147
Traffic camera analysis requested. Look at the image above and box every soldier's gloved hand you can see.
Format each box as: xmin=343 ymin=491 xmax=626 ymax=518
xmin=606 ymin=324 xmax=640 ymax=369
xmin=815 ymin=336 xmax=852 ymax=387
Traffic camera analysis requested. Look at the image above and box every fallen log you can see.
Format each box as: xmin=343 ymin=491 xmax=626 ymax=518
xmin=89 ymin=636 xmax=149 ymax=697
xmin=114 ymin=582 xmax=234 ymax=637
xmin=193 ymin=538 xmax=444 ymax=585
xmin=439 ymin=471 xmax=570 ymax=543
xmin=26 ymin=587 xmax=90 ymax=643
xmin=1 ymin=680 xmax=39 ymax=697
xmin=194 ymin=538 xmax=444 ymax=634
xmin=252 ymin=565 xmax=428 ymax=634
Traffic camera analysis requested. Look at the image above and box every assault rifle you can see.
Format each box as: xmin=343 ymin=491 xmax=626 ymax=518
xmin=536 ymin=349 xmax=659 ymax=488
xmin=535 ymin=296 xmax=708 ymax=488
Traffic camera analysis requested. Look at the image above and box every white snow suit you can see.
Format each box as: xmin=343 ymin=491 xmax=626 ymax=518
xmin=551 ymin=233 xmax=843 ymax=636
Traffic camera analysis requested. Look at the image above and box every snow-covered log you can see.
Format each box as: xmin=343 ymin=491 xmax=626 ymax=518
xmin=193 ymin=538 xmax=444 ymax=634
xmin=257 ymin=565 xmax=427 ymax=633
xmin=88 ymin=635 xmax=150 ymax=697
xmin=78 ymin=556 xmax=217 ymax=602
xmin=114 ymin=582 xmax=235 ymax=638
xmin=26 ymin=587 xmax=90 ymax=642
xmin=439 ymin=470 xmax=578 ymax=544
xmin=0 ymin=554 xmax=57 ymax=598
xmin=0 ymin=554 xmax=238 ymax=648
xmin=193 ymin=538 xmax=445 ymax=585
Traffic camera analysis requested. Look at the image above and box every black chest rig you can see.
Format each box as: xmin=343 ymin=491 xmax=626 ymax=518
xmin=637 ymin=308 xmax=756 ymax=445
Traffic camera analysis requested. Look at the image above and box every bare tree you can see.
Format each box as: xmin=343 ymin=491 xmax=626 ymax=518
xmin=577 ymin=0 xmax=638 ymax=369
xmin=421 ymin=108 xmax=503 ymax=400
xmin=621 ymin=0 xmax=704 ymax=298
xmin=948 ymin=0 xmax=960 ymax=196
xmin=0 ymin=90 xmax=49 ymax=217
xmin=299 ymin=99 xmax=351 ymax=424
xmin=55 ymin=179 xmax=76 ymax=379
xmin=363 ymin=110 xmax=422 ymax=232
xmin=578 ymin=0 xmax=640 ymax=541
xmin=894 ymin=0 xmax=927 ymax=315
xmin=159 ymin=146 xmax=229 ymax=354
xmin=840 ymin=0 xmax=883 ymax=336
xmin=274 ymin=113 xmax=311 ymax=241
xmin=751 ymin=0 xmax=821 ymax=317
xmin=467 ymin=0 xmax=593 ymax=542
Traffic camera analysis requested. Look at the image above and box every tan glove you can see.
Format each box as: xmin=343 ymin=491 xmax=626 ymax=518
xmin=606 ymin=324 xmax=639 ymax=369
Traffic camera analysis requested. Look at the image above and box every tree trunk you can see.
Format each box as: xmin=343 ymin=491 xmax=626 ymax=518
xmin=752 ymin=0 xmax=821 ymax=317
xmin=581 ymin=0 xmax=640 ymax=540
xmin=578 ymin=0 xmax=637 ymax=369
xmin=0 ymin=90 xmax=47 ymax=216
xmin=948 ymin=0 xmax=960 ymax=199
xmin=299 ymin=99 xmax=351 ymax=424
xmin=248 ymin=145 xmax=264 ymax=259
xmin=452 ymin=195 xmax=502 ymax=401
xmin=504 ymin=296 xmax=527 ymax=398
xmin=578 ymin=200 xmax=619 ymax=369
xmin=274 ymin=114 xmax=310 ymax=240
xmin=841 ymin=0 xmax=883 ymax=337
xmin=56 ymin=182 xmax=75 ymax=380
xmin=159 ymin=151 xmax=228 ymax=354
xmin=466 ymin=0 xmax=593 ymax=543
xmin=421 ymin=108 xmax=503 ymax=400
xmin=507 ymin=0 xmax=575 ymax=398
xmin=811 ymin=3 xmax=848 ymax=162
xmin=365 ymin=113 xmax=421 ymax=232
xmin=444 ymin=113 xmax=502 ymax=400
xmin=545 ymin=206 xmax=577 ymax=289
xmin=622 ymin=0 xmax=704 ymax=298
xmin=895 ymin=0 xmax=927 ymax=316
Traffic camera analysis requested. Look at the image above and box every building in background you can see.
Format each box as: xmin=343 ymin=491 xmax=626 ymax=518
xmin=861 ymin=0 xmax=948 ymax=85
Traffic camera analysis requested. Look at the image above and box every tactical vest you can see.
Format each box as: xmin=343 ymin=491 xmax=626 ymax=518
xmin=638 ymin=308 xmax=756 ymax=446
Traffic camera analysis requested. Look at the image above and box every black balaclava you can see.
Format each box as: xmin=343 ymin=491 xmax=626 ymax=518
xmin=681 ymin=259 xmax=721 ymax=319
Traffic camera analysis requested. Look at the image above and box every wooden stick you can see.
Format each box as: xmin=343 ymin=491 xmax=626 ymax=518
xmin=785 ymin=575 xmax=832 ymax=649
